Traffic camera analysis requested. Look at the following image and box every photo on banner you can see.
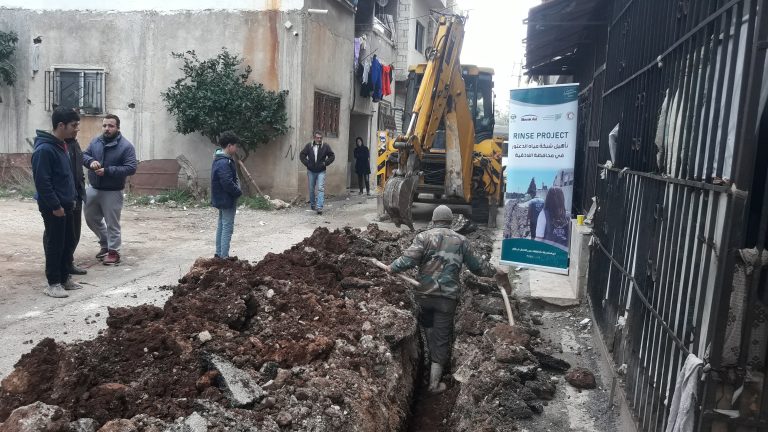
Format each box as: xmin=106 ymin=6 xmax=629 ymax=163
xmin=500 ymin=84 xmax=578 ymax=274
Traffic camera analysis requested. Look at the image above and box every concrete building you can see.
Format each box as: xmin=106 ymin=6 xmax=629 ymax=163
xmin=0 ymin=0 xmax=356 ymax=199
xmin=392 ymin=0 xmax=450 ymax=134
xmin=349 ymin=0 xmax=398 ymax=189
xmin=348 ymin=0 xmax=450 ymax=191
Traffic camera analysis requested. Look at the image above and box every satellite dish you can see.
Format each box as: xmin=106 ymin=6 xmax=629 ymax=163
xmin=376 ymin=0 xmax=389 ymax=7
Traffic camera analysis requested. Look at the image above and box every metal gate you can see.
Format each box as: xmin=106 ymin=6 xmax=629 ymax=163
xmin=583 ymin=0 xmax=768 ymax=430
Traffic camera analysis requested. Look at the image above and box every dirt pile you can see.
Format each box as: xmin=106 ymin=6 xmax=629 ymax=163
xmin=0 ymin=223 xmax=575 ymax=432
xmin=443 ymin=273 xmax=574 ymax=432
xmin=405 ymin=229 xmax=572 ymax=432
xmin=0 ymin=226 xmax=421 ymax=431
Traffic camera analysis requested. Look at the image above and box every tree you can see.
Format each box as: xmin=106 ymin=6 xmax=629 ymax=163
xmin=0 ymin=30 xmax=18 ymax=87
xmin=527 ymin=177 xmax=537 ymax=197
xmin=162 ymin=49 xmax=289 ymax=159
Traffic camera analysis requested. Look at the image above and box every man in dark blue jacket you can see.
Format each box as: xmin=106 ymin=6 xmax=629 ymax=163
xmin=211 ymin=131 xmax=242 ymax=258
xmin=82 ymin=114 xmax=137 ymax=266
xmin=32 ymin=107 xmax=83 ymax=298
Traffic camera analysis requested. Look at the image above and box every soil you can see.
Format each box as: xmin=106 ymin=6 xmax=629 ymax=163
xmin=0 ymin=226 xmax=422 ymax=430
xmin=0 ymin=196 xmax=379 ymax=379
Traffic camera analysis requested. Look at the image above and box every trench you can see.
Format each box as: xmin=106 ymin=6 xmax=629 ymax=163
xmin=405 ymin=340 xmax=461 ymax=432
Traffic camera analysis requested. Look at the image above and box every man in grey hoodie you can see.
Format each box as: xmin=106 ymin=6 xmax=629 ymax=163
xmin=82 ymin=114 xmax=137 ymax=266
xmin=32 ymin=107 xmax=83 ymax=298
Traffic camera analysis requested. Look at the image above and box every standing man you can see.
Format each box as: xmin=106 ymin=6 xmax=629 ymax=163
xmin=41 ymin=126 xmax=88 ymax=275
xmin=66 ymin=131 xmax=88 ymax=275
xmin=388 ymin=205 xmax=505 ymax=394
xmin=82 ymin=114 xmax=137 ymax=266
xmin=299 ymin=130 xmax=335 ymax=215
xmin=32 ymin=107 xmax=83 ymax=298
xmin=210 ymin=131 xmax=242 ymax=258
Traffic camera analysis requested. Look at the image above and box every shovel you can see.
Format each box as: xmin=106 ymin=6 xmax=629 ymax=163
xmin=495 ymin=271 xmax=516 ymax=326
xmin=367 ymin=258 xmax=421 ymax=288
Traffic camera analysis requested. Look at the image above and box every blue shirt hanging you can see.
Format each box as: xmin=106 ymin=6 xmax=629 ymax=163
xmin=371 ymin=55 xmax=383 ymax=102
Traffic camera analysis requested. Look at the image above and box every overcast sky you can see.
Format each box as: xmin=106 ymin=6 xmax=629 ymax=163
xmin=455 ymin=0 xmax=541 ymax=112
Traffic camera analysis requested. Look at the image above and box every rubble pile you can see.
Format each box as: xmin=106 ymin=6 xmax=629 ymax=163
xmin=0 ymin=223 xmax=576 ymax=432
xmin=439 ymin=270 xmax=572 ymax=432
xmin=0 ymin=226 xmax=421 ymax=431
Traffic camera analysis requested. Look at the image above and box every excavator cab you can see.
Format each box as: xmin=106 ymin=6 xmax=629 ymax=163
xmin=465 ymin=67 xmax=496 ymax=142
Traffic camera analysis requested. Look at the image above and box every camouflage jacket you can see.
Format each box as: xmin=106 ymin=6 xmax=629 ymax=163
xmin=390 ymin=227 xmax=496 ymax=300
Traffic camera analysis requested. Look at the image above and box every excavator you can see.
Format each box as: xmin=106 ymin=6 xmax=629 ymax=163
xmin=378 ymin=14 xmax=504 ymax=230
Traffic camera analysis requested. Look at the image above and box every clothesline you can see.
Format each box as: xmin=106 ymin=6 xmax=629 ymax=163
xmin=359 ymin=48 xmax=378 ymax=63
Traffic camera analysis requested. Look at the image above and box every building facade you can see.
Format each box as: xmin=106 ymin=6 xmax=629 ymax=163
xmin=0 ymin=0 xmax=356 ymax=199
xmin=347 ymin=0 xmax=450 ymax=190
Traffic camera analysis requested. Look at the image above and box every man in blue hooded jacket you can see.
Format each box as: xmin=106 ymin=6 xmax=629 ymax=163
xmin=210 ymin=131 xmax=242 ymax=258
xmin=82 ymin=114 xmax=137 ymax=266
xmin=32 ymin=107 xmax=83 ymax=298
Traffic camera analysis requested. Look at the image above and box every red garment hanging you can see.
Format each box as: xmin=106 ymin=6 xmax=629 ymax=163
xmin=382 ymin=65 xmax=392 ymax=96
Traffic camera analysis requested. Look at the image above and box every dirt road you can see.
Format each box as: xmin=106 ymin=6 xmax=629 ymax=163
xmin=0 ymin=195 xmax=388 ymax=377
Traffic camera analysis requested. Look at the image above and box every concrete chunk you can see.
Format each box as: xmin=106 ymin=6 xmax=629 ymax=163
xmin=206 ymin=354 xmax=264 ymax=408
xmin=163 ymin=412 xmax=207 ymax=432
xmin=69 ymin=418 xmax=98 ymax=432
xmin=1 ymin=401 xmax=70 ymax=432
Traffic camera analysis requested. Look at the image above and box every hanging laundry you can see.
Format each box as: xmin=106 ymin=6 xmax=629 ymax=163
xmin=362 ymin=60 xmax=371 ymax=84
xmin=354 ymin=38 xmax=361 ymax=65
xmin=382 ymin=65 xmax=392 ymax=96
xmin=664 ymin=353 xmax=704 ymax=432
xmin=361 ymin=63 xmax=373 ymax=98
xmin=355 ymin=61 xmax=364 ymax=83
xmin=371 ymin=55 xmax=383 ymax=102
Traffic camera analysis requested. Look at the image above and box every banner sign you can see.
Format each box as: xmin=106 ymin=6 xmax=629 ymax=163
xmin=501 ymin=84 xmax=579 ymax=274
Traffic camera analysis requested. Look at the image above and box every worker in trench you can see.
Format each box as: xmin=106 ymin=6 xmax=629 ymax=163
xmin=388 ymin=205 xmax=507 ymax=394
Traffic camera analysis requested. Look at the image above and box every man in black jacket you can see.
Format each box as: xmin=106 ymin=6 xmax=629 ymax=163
xmin=32 ymin=107 xmax=82 ymax=298
xmin=299 ymin=131 xmax=335 ymax=215
xmin=66 ymin=135 xmax=87 ymax=274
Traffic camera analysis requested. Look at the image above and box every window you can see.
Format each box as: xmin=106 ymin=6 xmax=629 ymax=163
xmin=415 ymin=21 xmax=425 ymax=53
xmin=373 ymin=1 xmax=396 ymax=41
xmin=378 ymin=100 xmax=396 ymax=131
xmin=45 ymin=68 xmax=106 ymax=114
xmin=313 ymin=91 xmax=341 ymax=138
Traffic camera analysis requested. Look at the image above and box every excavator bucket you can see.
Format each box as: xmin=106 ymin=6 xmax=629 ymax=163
xmin=383 ymin=175 xmax=419 ymax=230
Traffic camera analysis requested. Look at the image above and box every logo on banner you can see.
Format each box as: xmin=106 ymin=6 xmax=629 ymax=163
xmin=567 ymin=112 xmax=575 ymax=120
xmin=521 ymin=114 xmax=538 ymax=122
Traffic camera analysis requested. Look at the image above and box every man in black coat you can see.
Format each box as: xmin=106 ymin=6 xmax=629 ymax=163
xmin=66 ymin=135 xmax=87 ymax=274
xmin=299 ymin=130 xmax=335 ymax=215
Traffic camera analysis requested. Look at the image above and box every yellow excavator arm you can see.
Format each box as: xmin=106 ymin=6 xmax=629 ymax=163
xmin=383 ymin=15 xmax=475 ymax=229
